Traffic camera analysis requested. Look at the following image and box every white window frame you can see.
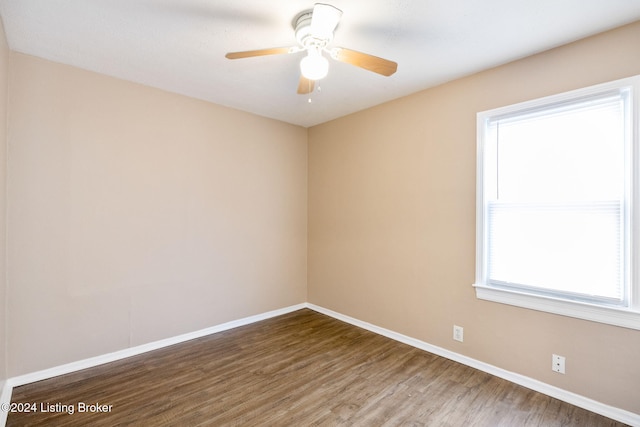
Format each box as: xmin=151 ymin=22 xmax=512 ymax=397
xmin=474 ymin=75 xmax=640 ymax=330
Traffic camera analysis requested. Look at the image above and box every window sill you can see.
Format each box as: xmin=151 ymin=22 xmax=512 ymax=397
xmin=473 ymin=283 xmax=640 ymax=330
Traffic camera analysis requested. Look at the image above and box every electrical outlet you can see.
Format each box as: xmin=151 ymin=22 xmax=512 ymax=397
xmin=453 ymin=325 xmax=464 ymax=342
xmin=552 ymin=354 xmax=565 ymax=374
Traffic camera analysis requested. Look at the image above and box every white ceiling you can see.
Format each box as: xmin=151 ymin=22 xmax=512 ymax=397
xmin=1 ymin=1 xmax=639 ymax=127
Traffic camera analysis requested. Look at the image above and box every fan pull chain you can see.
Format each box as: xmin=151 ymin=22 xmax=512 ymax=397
xmin=308 ymin=83 xmax=321 ymax=103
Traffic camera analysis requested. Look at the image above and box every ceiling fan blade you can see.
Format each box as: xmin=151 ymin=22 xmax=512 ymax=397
xmin=310 ymin=3 xmax=342 ymax=39
xmin=225 ymin=47 xmax=296 ymax=59
xmin=297 ymin=75 xmax=315 ymax=94
xmin=330 ymin=47 xmax=398 ymax=76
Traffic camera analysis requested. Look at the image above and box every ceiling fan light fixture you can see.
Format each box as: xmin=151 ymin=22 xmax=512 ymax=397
xmin=300 ymin=48 xmax=329 ymax=80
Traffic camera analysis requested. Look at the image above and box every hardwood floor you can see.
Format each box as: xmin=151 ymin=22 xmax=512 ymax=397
xmin=7 ymin=309 xmax=628 ymax=426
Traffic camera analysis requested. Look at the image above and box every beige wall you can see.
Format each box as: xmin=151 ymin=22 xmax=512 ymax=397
xmin=7 ymin=53 xmax=308 ymax=375
xmin=0 ymin=17 xmax=9 ymax=388
xmin=308 ymin=21 xmax=640 ymax=414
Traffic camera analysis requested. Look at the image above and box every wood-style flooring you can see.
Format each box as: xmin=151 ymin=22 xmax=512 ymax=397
xmin=7 ymin=309 xmax=628 ymax=426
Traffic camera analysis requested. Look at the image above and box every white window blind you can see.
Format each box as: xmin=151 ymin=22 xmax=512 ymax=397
xmin=487 ymin=200 xmax=623 ymax=303
xmin=484 ymin=92 xmax=628 ymax=306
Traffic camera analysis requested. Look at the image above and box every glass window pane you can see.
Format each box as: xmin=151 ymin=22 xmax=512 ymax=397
xmin=494 ymin=98 xmax=624 ymax=202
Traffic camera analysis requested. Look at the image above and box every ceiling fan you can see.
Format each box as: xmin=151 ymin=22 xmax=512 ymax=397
xmin=225 ymin=3 xmax=398 ymax=95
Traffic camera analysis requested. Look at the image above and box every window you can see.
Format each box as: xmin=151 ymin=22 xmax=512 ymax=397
xmin=474 ymin=76 xmax=640 ymax=330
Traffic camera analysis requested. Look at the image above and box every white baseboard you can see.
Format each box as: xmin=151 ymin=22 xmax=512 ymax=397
xmin=8 ymin=303 xmax=306 ymax=388
xmin=1 ymin=302 xmax=638 ymax=427
xmin=0 ymin=380 xmax=11 ymax=427
xmin=306 ymin=303 xmax=640 ymax=427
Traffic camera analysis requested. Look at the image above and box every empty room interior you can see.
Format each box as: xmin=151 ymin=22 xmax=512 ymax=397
xmin=0 ymin=1 xmax=639 ymax=426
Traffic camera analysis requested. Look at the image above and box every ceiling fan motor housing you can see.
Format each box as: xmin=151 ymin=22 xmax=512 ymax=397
xmin=294 ymin=11 xmax=333 ymax=49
